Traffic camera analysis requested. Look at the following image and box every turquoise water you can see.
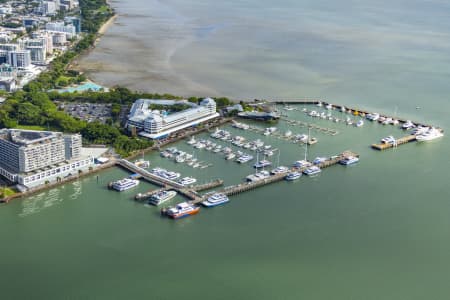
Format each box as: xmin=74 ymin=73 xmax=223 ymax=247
xmin=4 ymin=0 xmax=450 ymax=299
xmin=57 ymin=81 xmax=105 ymax=93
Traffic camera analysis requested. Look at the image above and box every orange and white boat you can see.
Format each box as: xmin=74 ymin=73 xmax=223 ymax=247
xmin=166 ymin=202 xmax=200 ymax=219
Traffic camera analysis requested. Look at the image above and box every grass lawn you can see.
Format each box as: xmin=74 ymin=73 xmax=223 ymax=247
xmin=15 ymin=124 xmax=46 ymax=131
xmin=0 ymin=187 xmax=16 ymax=198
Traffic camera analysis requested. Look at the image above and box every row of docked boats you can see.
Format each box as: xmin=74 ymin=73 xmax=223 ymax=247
xmin=160 ymin=147 xmax=211 ymax=169
xmin=304 ymin=108 xmax=365 ymax=127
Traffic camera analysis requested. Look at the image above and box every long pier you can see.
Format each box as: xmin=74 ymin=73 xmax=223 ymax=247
xmin=190 ymin=150 xmax=358 ymax=204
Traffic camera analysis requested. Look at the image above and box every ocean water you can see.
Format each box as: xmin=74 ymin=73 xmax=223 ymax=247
xmin=2 ymin=0 xmax=450 ymax=299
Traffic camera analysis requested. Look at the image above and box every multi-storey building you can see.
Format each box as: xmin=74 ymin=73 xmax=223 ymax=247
xmin=45 ymin=22 xmax=76 ymax=38
xmin=9 ymin=50 xmax=31 ymax=69
xmin=0 ymin=130 xmax=94 ymax=188
xmin=127 ymin=98 xmax=219 ymax=139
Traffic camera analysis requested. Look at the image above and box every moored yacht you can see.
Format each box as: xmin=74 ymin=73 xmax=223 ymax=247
xmin=246 ymin=170 xmax=270 ymax=182
xmin=202 ymin=193 xmax=230 ymax=207
xmin=285 ymin=171 xmax=302 ymax=181
xmin=148 ymin=190 xmax=177 ymax=206
xmin=303 ymin=166 xmax=321 ymax=176
xmin=253 ymin=159 xmax=272 ymax=168
xmin=270 ymin=166 xmax=289 ymax=174
xmin=237 ymin=154 xmax=254 ymax=163
xmin=402 ymin=120 xmax=415 ymax=130
xmin=178 ymin=177 xmax=197 ymax=186
xmin=416 ymin=128 xmax=444 ymax=142
xmin=339 ymin=156 xmax=359 ymax=165
xmin=293 ymin=160 xmax=311 ymax=168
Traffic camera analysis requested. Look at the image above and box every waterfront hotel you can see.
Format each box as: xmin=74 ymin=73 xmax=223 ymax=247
xmin=0 ymin=129 xmax=94 ymax=188
xmin=126 ymin=98 xmax=220 ymax=139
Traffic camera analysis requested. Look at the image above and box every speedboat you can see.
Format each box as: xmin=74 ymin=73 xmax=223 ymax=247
xmin=366 ymin=113 xmax=380 ymax=121
xmin=355 ymin=120 xmax=364 ymax=127
xmin=178 ymin=177 xmax=197 ymax=186
xmin=148 ymin=190 xmax=177 ymax=206
xmin=303 ymin=166 xmax=321 ymax=176
xmin=416 ymin=128 xmax=444 ymax=142
xmin=270 ymin=166 xmax=289 ymax=174
xmin=254 ymin=159 xmax=272 ymax=168
xmin=225 ymin=152 xmax=236 ymax=160
xmin=284 ymin=130 xmax=292 ymax=137
xmin=166 ymin=202 xmax=200 ymax=219
xmin=175 ymin=155 xmax=185 ymax=163
xmin=202 ymin=193 xmax=230 ymax=207
xmin=285 ymin=171 xmax=302 ymax=181
xmin=313 ymin=157 xmax=327 ymax=165
xmin=186 ymin=137 xmax=197 ymax=145
xmin=339 ymin=156 xmax=359 ymax=165
xmin=112 ymin=178 xmax=139 ymax=191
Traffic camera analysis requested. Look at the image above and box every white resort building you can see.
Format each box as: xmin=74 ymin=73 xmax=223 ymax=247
xmin=126 ymin=98 xmax=220 ymax=139
xmin=0 ymin=129 xmax=94 ymax=188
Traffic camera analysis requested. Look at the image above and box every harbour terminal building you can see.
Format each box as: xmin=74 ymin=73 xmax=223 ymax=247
xmin=126 ymin=98 xmax=220 ymax=139
xmin=0 ymin=129 xmax=94 ymax=188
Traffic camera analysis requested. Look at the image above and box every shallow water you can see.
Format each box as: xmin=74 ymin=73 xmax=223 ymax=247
xmin=3 ymin=0 xmax=450 ymax=299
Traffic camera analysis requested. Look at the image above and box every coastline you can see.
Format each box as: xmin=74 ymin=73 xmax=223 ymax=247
xmin=97 ymin=13 xmax=117 ymax=37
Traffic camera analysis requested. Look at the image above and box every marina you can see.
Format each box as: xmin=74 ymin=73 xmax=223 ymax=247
xmin=100 ymin=100 xmax=445 ymax=221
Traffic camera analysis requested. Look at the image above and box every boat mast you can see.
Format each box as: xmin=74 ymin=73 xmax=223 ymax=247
xmin=277 ymin=149 xmax=281 ymax=167
xmin=305 ymin=127 xmax=310 ymax=161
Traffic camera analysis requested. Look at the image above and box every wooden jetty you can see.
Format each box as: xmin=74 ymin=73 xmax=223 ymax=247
xmin=371 ymin=135 xmax=416 ymax=150
xmin=191 ymin=179 xmax=224 ymax=191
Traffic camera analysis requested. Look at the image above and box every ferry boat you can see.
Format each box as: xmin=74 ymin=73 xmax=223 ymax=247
xmin=178 ymin=177 xmax=197 ymax=186
xmin=303 ymin=166 xmax=321 ymax=176
xmin=416 ymin=128 xmax=444 ymax=142
xmin=166 ymin=202 xmax=200 ymax=219
xmin=270 ymin=166 xmax=289 ymax=174
xmin=112 ymin=178 xmax=140 ymax=192
xmin=202 ymin=193 xmax=230 ymax=207
xmin=339 ymin=156 xmax=359 ymax=165
xmin=285 ymin=171 xmax=302 ymax=181
xmin=254 ymin=159 xmax=272 ymax=168
xmin=148 ymin=190 xmax=177 ymax=206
